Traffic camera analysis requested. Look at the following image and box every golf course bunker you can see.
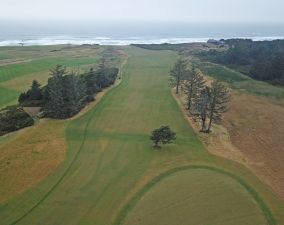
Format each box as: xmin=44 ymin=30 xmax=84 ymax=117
xmin=123 ymin=168 xmax=268 ymax=225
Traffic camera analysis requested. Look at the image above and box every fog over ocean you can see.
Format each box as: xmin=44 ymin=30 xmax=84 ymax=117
xmin=1 ymin=21 xmax=284 ymax=46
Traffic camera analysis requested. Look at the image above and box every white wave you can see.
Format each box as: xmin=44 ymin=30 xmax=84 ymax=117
xmin=0 ymin=36 xmax=283 ymax=46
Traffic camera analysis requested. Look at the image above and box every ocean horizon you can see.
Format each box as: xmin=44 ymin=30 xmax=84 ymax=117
xmin=1 ymin=21 xmax=284 ymax=46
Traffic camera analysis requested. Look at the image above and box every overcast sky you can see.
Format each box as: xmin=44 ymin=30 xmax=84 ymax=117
xmin=1 ymin=0 xmax=284 ymax=23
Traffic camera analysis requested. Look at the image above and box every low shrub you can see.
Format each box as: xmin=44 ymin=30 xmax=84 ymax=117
xmin=0 ymin=106 xmax=34 ymax=136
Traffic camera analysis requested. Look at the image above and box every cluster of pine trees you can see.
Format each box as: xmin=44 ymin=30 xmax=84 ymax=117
xmin=170 ymin=58 xmax=230 ymax=132
xmin=18 ymin=80 xmax=43 ymax=106
xmin=19 ymin=63 xmax=119 ymax=119
xmin=199 ymin=39 xmax=284 ymax=85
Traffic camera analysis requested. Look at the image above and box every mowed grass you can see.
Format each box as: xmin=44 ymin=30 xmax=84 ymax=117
xmin=0 ymin=46 xmax=101 ymax=108
xmin=0 ymin=47 xmax=283 ymax=225
xmin=0 ymin=87 xmax=20 ymax=107
xmin=124 ymin=169 xmax=267 ymax=225
xmin=0 ymin=57 xmax=98 ymax=84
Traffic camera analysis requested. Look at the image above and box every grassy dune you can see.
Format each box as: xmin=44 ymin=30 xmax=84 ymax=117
xmin=0 ymin=47 xmax=283 ymax=225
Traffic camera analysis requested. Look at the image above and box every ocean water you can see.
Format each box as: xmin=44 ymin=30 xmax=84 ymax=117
xmin=0 ymin=21 xmax=284 ymax=46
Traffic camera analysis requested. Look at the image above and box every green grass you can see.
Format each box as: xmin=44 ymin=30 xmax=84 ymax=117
xmin=0 ymin=58 xmax=94 ymax=108
xmin=0 ymin=47 xmax=101 ymax=108
xmin=0 ymin=54 xmax=11 ymax=60
xmin=0 ymin=87 xmax=19 ymax=108
xmin=197 ymin=62 xmax=284 ymax=100
xmin=0 ymin=57 xmax=98 ymax=83
xmin=0 ymin=47 xmax=283 ymax=225
xmin=122 ymin=168 xmax=269 ymax=225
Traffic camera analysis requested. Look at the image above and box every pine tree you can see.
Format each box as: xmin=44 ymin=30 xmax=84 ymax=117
xmin=169 ymin=58 xmax=188 ymax=94
xmin=28 ymin=80 xmax=42 ymax=100
xmin=64 ymin=74 xmax=87 ymax=116
xmin=183 ymin=66 xmax=205 ymax=111
xmin=44 ymin=75 xmax=65 ymax=118
xmin=18 ymin=80 xmax=43 ymax=105
xmin=41 ymin=64 xmax=118 ymax=119
xmin=207 ymin=80 xmax=230 ymax=132
xmin=196 ymin=87 xmax=210 ymax=132
xmin=49 ymin=65 xmax=67 ymax=77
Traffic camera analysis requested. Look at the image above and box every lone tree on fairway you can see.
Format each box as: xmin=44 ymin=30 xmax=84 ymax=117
xmin=207 ymin=80 xmax=230 ymax=132
xmin=183 ymin=66 xmax=206 ymax=111
xmin=150 ymin=125 xmax=176 ymax=148
xmin=169 ymin=58 xmax=188 ymax=94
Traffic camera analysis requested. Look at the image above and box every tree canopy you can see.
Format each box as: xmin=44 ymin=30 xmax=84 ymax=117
xmin=169 ymin=58 xmax=188 ymax=94
xmin=150 ymin=125 xmax=176 ymax=148
xmin=198 ymin=39 xmax=284 ymax=85
xmin=0 ymin=106 xmax=34 ymax=136
xmin=18 ymin=80 xmax=43 ymax=106
xmin=18 ymin=64 xmax=119 ymax=119
xmin=183 ymin=66 xmax=205 ymax=111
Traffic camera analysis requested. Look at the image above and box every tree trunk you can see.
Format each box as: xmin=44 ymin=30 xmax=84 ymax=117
xmin=188 ymin=97 xmax=191 ymax=110
xmin=207 ymin=112 xmax=213 ymax=133
xmin=154 ymin=141 xmax=159 ymax=148
xmin=201 ymin=119 xmax=206 ymax=132
xmin=188 ymin=84 xmax=193 ymax=110
xmin=176 ymin=77 xmax=180 ymax=94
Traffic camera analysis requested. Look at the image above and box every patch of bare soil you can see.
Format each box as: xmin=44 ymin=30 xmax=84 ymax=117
xmin=23 ymin=107 xmax=41 ymax=117
xmin=173 ymin=90 xmax=284 ymax=201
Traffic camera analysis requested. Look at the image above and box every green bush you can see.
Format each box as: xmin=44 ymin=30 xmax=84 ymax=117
xmin=0 ymin=106 xmax=34 ymax=136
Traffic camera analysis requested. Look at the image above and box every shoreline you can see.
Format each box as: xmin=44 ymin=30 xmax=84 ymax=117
xmin=1 ymin=36 xmax=284 ymax=47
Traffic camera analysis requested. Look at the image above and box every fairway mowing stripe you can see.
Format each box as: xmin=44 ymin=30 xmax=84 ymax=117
xmin=78 ymin=149 xmax=135 ymax=223
xmin=8 ymin=103 xmax=96 ymax=225
xmin=113 ymin=165 xmax=276 ymax=225
xmin=78 ymin=140 xmax=113 ymax=192
xmin=8 ymin=55 xmax=128 ymax=225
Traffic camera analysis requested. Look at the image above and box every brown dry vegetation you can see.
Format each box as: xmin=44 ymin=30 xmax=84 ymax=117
xmin=0 ymin=88 xmax=116 ymax=204
xmin=0 ymin=59 xmax=32 ymax=66
xmin=0 ymin=51 xmax=128 ymax=204
xmin=174 ymin=88 xmax=284 ymax=201
xmin=223 ymin=92 xmax=284 ymax=200
xmin=0 ymin=120 xmax=66 ymax=203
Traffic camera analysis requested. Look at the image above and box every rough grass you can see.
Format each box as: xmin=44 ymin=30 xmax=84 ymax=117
xmin=0 ymin=47 xmax=283 ymax=225
xmin=222 ymin=91 xmax=284 ymax=199
xmin=0 ymin=120 xmax=66 ymax=203
xmin=197 ymin=62 xmax=284 ymax=100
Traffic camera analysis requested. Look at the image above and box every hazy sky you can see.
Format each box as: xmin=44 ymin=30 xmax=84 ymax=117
xmin=1 ymin=0 xmax=284 ymax=22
